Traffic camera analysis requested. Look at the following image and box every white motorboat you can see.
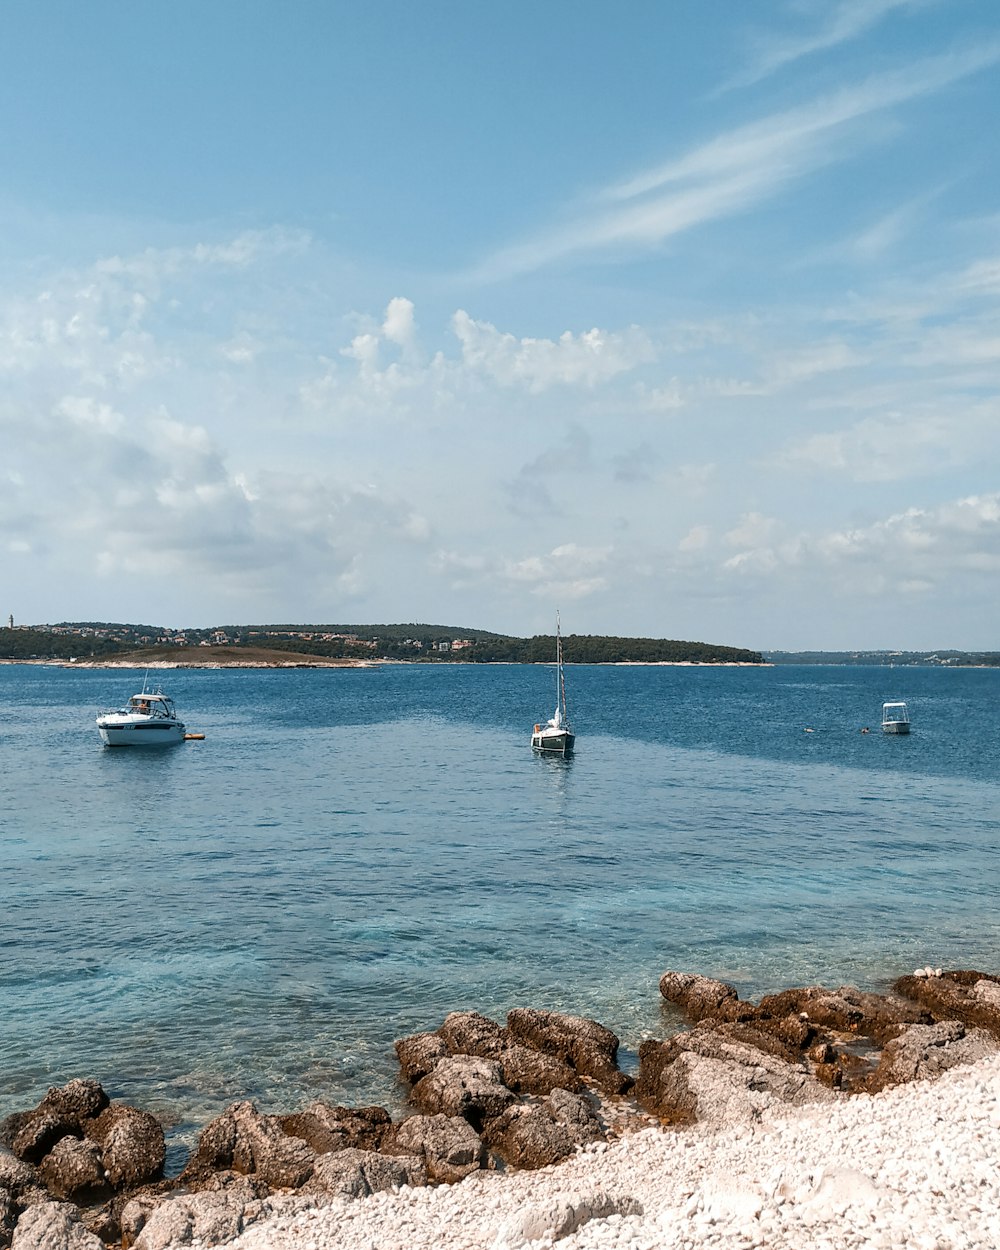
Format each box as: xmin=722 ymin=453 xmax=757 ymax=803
xmin=97 ymin=685 xmax=186 ymax=747
xmin=532 ymin=615 xmax=575 ymax=755
xmin=881 ymin=701 xmax=910 ymax=734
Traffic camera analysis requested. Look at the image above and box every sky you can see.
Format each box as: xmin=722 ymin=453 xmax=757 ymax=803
xmin=2 ymin=0 xmax=1000 ymax=650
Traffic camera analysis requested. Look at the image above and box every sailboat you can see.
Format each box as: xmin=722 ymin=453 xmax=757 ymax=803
xmin=531 ymin=615 xmax=575 ymax=754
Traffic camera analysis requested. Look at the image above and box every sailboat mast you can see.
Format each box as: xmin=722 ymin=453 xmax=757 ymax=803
xmin=556 ymin=612 xmax=569 ymax=724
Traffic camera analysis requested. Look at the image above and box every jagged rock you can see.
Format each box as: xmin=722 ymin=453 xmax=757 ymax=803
xmin=11 ymin=1116 xmax=78 ymax=1168
xmin=486 ymin=1090 xmax=605 ymax=1169
xmin=635 ymin=1029 xmax=838 ymax=1127
xmin=895 ymin=971 xmax=1000 ymax=1040
xmin=868 ymin=1021 xmax=998 ymax=1090
xmin=230 ymin=1103 xmax=315 ymax=1189
xmin=384 ymin=1114 xmax=484 ymax=1184
xmin=189 ymin=1102 xmax=314 ymax=1189
xmin=193 ymin=1107 xmax=238 ymax=1170
xmin=37 ymin=1083 xmax=110 ymax=1128
xmin=0 ymin=1150 xmax=47 ymax=1209
xmin=506 ymin=1009 xmax=631 ymax=1095
xmin=86 ymin=1106 xmax=165 ymax=1189
xmin=119 ymin=1175 xmax=263 ymax=1248
xmin=38 ymin=1138 xmax=109 ymax=1204
xmin=439 ymin=1011 xmax=509 ymax=1058
xmin=395 ymin=1032 xmax=450 ymax=1083
xmin=0 ymin=1189 xmax=15 ymax=1250
xmin=493 ymin=1192 xmax=643 ymax=1249
xmin=278 ymin=1103 xmax=391 ymax=1156
xmin=0 ymin=1119 xmax=30 ymax=1154
xmin=303 ymin=1147 xmax=426 ymax=1198
xmin=497 ymin=1046 xmax=582 ymax=1097
xmin=410 ymin=1056 xmax=516 ymax=1128
xmin=10 ymin=1201 xmax=104 ymax=1250
xmin=659 ymin=972 xmax=741 ymax=1021
xmin=127 ymin=1189 xmax=251 ymax=1250
xmin=758 ymin=985 xmax=929 ymax=1045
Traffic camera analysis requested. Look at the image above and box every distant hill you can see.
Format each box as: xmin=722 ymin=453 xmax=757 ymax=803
xmin=2 ymin=623 xmax=763 ymax=665
xmin=764 ymin=650 xmax=1000 ymax=667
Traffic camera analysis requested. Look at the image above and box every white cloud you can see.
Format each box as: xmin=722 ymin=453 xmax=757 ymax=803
xmin=451 ymin=310 xmax=653 ymax=391
xmin=476 ymin=42 xmax=1000 ymax=279
xmin=730 ymin=0 xmax=930 ymax=89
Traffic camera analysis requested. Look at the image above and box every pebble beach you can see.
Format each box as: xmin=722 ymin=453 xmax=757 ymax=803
xmin=207 ymin=1052 xmax=1000 ymax=1250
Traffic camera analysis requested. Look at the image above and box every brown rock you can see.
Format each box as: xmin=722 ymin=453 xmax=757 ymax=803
xmin=496 ymin=1045 xmax=582 ymax=1096
xmin=395 ymin=1032 xmax=449 ymax=1083
xmin=658 ymin=972 xmax=741 ymax=1021
xmin=867 ymin=1020 xmax=998 ymax=1091
xmin=86 ymin=1106 xmax=165 ymax=1190
xmin=485 ymin=1090 xmax=605 ymax=1170
xmin=506 ymin=1009 xmax=631 ymax=1095
xmin=438 ymin=1011 xmax=509 ymax=1058
xmin=38 ymin=1138 xmax=110 ymax=1204
xmin=634 ymin=1028 xmax=839 ymax=1127
xmin=895 ymin=971 xmax=1000 ymax=1040
xmin=410 ymin=1056 xmax=516 ymax=1129
xmin=383 ymin=1114 xmax=484 ymax=1184
xmin=12 ymin=1116 xmax=79 ymax=1167
xmin=228 ymin=1103 xmax=315 ymax=1189
xmin=302 ymin=1148 xmax=426 ymax=1198
xmin=278 ymin=1103 xmax=391 ymax=1156
xmin=37 ymin=1082 xmax=110 ymax=1128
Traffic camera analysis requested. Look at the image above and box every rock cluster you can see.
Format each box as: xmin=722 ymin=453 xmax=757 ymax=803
xmin=3 ymin=972 xmax=999 ymax=1249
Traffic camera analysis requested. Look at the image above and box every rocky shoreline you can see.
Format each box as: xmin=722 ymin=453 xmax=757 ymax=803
xmin=3 ymin=967 xmax=1000 ymax=1249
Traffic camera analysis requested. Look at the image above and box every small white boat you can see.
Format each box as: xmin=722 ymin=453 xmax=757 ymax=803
xmin=97 ymin=685 xmax=186 ymax=747
xmin=532 ymin=615 xmax=575 ymax=755
xmin=881 ymin=701 xmax=910 ymax=734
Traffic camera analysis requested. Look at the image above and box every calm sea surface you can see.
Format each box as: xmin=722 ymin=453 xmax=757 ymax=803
xmin=2 ymin=661 xmax=999 ymax=1164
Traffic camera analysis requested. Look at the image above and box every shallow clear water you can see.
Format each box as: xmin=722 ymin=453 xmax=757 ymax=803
xmin=2 ymin=661 xmax=999 ymax=1162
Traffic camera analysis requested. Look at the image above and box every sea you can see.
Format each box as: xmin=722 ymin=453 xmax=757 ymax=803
xmin=2 ymin=660 xmax=999 ymax=1168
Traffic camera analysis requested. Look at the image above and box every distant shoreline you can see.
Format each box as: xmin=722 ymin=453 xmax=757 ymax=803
xmin=0 ymin=656 xmax=768 ymax=669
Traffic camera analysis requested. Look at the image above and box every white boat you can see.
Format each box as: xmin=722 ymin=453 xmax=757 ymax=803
xmin=531 ymin=615 xmax=575 ymax=755
xmin=881 ymin=701 xmax=910 ymax=734
xmin=97 ymin=685 xmax=186 ymax=747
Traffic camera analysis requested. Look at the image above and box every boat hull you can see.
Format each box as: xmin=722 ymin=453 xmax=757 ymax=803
xmin=881 ymin=722 xmax=910 ymax=734
xmin=532 ymin=730 xmax=575 ymax=754
xmin=97 ymin=718 xmax=186 ymax=747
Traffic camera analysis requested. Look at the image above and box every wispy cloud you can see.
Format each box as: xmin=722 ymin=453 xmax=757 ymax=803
xmin=728 ymin=0 xmax=931 ymax=90
xmin=475 ymin=43 xmax=1000 ymax=281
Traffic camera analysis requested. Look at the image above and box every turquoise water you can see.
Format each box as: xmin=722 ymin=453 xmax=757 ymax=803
xmin=2 ymin=661 xmax=999 ymax=1163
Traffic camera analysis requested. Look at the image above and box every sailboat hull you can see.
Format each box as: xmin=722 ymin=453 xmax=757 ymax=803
xmin=531 ymin=729 xmax=575 ymax=754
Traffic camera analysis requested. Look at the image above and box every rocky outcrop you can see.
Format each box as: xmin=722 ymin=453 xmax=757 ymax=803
xmin=506 ymin=1009 xmax=632 ymax=1096
xmin=636 ymin=1026 xmax=839 ymax=1127
xmin=278 ymin=1102 xmax=391 ymax=1156
xmin=895 ymin=970 xmax=1000 ymax=1040
xmin=868 ymin=1020 xmax=997 ymax=1090
xmin=410 ymin=1056 xmax=517 ymax=1128
xmin=383 ymin=1114 xmax=484 ymax=1184
xmin=484 ymin=1089 xmax=606 ymax=1169
xmin=303 ymin=1148 xmax=426 ymax=1198
xmin=9 ymin=1200 xmax=104 ymax=1250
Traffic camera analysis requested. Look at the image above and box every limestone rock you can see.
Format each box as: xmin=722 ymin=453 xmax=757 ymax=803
xmin=869 ymin=1021 xmax=998 ymax=1090
xmin=486 ymin=1090 xmax=605 ymax=1169
xmin=895 ymin=970 xmax=1000 ymax=1040
xmin=384 ymin=1114 xmax=484 ymax=1184
xmin=636 ymin=1029 xmax=838 ymax=1127
xmin=10 ymin=1201 xmax=104 ymax=1250
xmin=128 ymin=1189 xmax=250 ymax=1250
xmin=493 ymin=1191 xmax=642 ymax=1249
xmin=86 ymin=1105 xmax=165 ymax=1189
xmin=38 ymin=1138 xmax=109 ymax=1205
xmin=395 ymin=1032 xmax=450 ymax=1083
xmin=659 ymin=972 xmax=741 ymax=1021
xmin=278 ymin=1103 xmax=391 ymax=1156
xmin=11 ymin=1116 xmax=78 ymax=1168
xmin=506 ymin=1009 xmax=631 ymax=1095
xmin=410 ymin=1056 xmax=516 ymax=1128
xmin=37 ymin=1083 xmax=110 ymax=1128
xmin=189 ymin=1101 xmax=314 ymax=1189
xmin=303 ymin=1147 xmax=426 ymax=1198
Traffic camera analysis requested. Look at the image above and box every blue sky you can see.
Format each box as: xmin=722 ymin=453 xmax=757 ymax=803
xmin=3 ymin=0 xmax=999 ymax=649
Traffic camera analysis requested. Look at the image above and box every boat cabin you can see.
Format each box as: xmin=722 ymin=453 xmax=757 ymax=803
xmin=881 ymin=701 xmax=910 ymax=734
